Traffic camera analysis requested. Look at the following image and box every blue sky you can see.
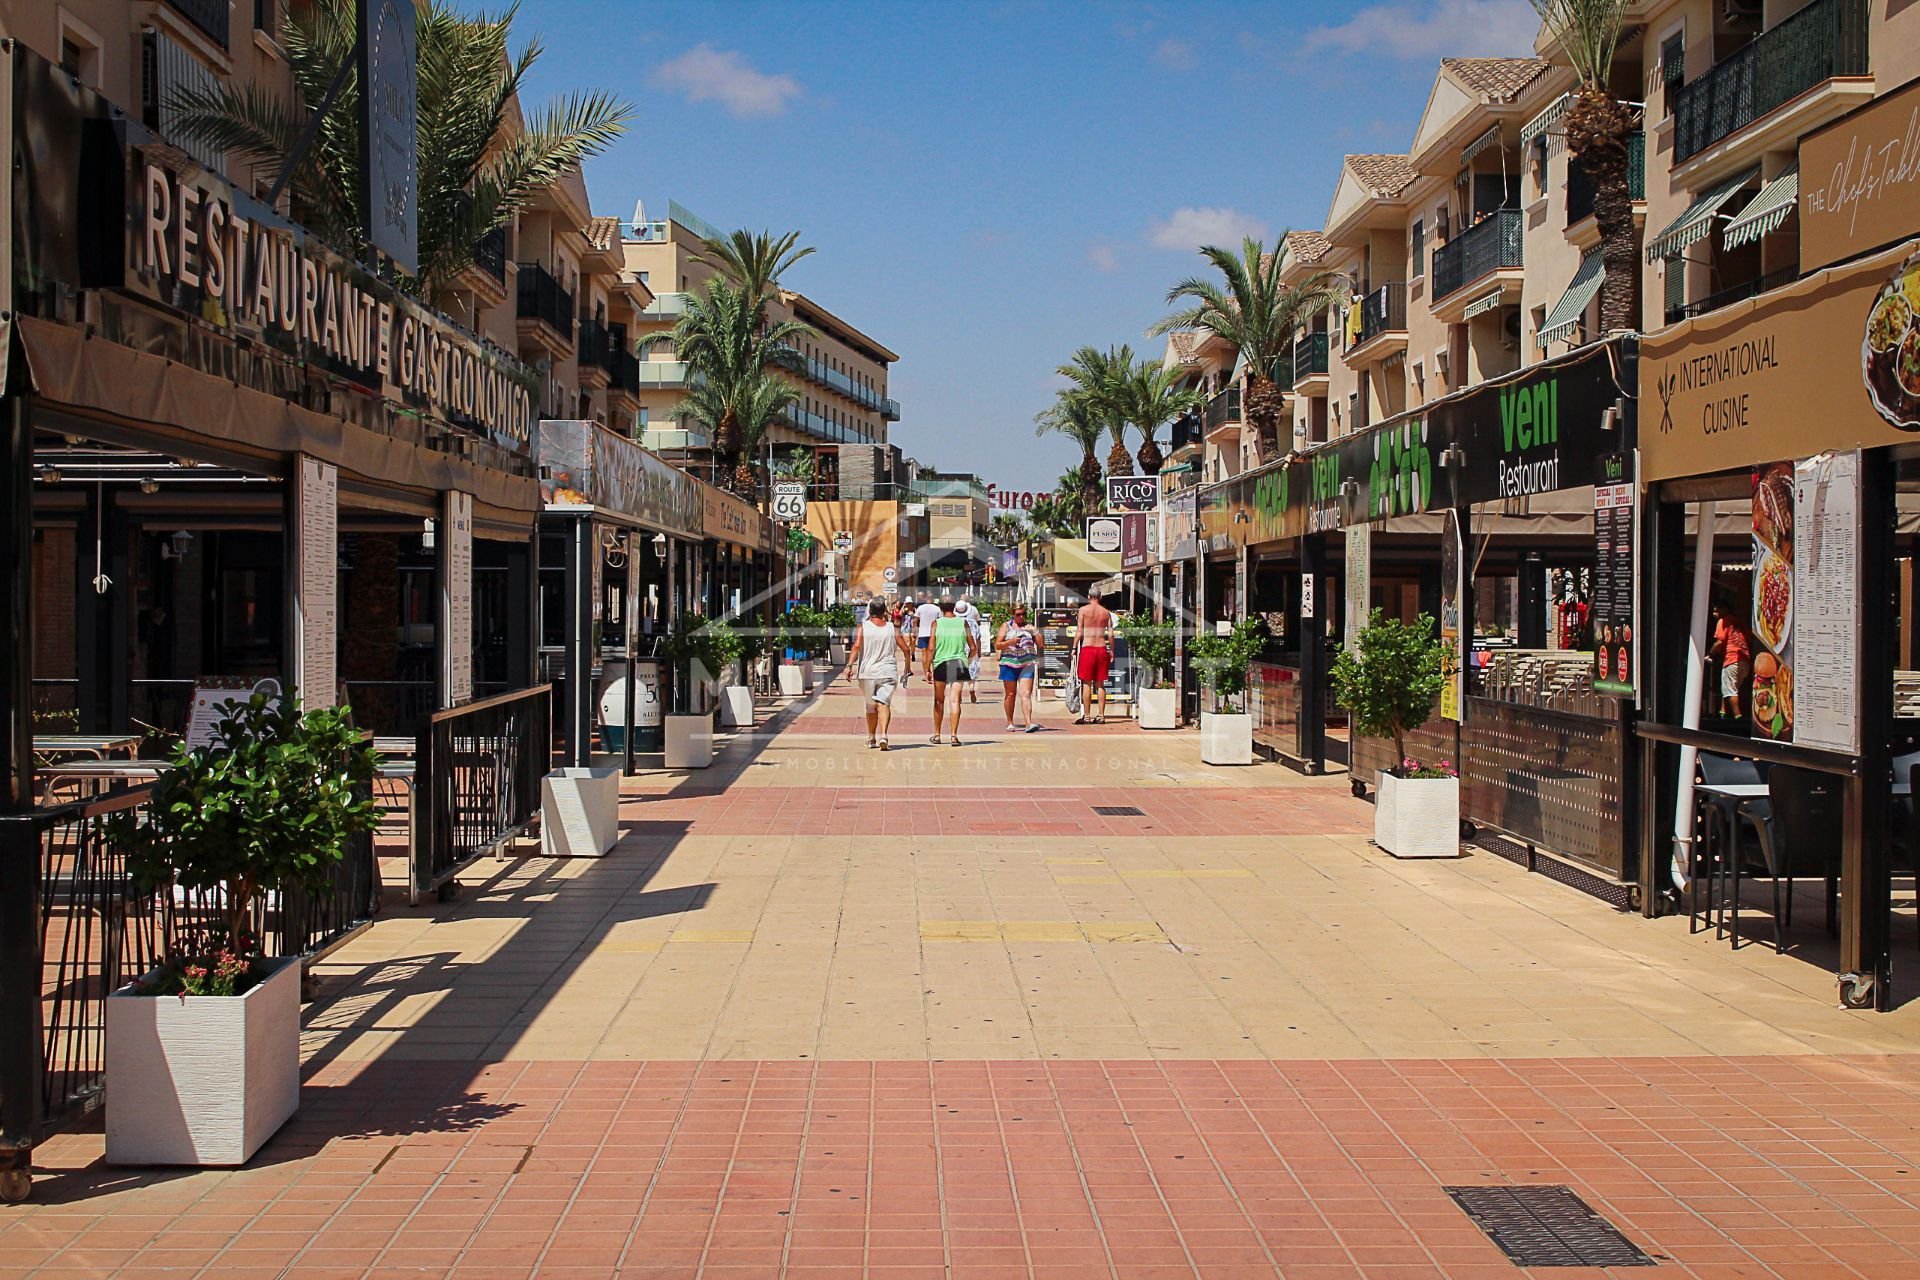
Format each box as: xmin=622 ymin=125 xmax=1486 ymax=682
xmin=517 ymin=0 xmax=1541 ymax=490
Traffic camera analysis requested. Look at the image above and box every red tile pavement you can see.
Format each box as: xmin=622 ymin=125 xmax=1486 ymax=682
xmin=615 ymin=787 xmax=1373 ymax=838
xmin=11 ymin=1055 xmax=1920 ymax=1278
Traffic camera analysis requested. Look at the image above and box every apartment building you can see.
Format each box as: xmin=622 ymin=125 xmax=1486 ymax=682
xmin=1160 ymin=331 xmax=1246 ymax=485
xmin=621 ymin=201 xmax=902 ymax=482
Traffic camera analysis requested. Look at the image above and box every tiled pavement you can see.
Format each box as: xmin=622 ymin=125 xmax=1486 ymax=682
xmin=9 ymin=672 xmax=1920 ymax=1278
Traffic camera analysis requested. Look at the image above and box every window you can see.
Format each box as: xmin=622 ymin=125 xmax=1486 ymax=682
xmin=638 ymin=406 xmax=649 ymax=427
xmin=1663 ymin=254 xmax=1685 ymax=323
xmin=1660 ymin=31 xmax=1685 ymax=118
xmin=1437 ymin=205 xmax=1450 ymax=243
xmin=1410 ymin=220 xmax=1425 ymax=280
xmin=1411 ymin=360 xmax=1426 ymax=402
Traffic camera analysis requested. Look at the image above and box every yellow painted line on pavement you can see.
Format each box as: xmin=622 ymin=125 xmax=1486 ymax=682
xmin=1055 ymin=876 xmax=1123 ymax=885
xmin=921 ymin=920 xmax=1167 ymax=944
xmin=591 ymin=940 xmax=664 ymax=954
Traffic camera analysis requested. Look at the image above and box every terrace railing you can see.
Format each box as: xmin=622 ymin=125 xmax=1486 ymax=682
xmin=1672 ymin=0 xmax=1869 ymax=164
xmin=412 ymin=685 xmax=552 ymax=903
xmin=1432 ymin=210 xmax=1522 ymax=302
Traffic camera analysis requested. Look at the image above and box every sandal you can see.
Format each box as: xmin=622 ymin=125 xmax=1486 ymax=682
xmin=879 ymin=738 xmax=889 ymax=751
xmin=948 ymin=736 xmax=962 ymax=746
xmin=867 ymin=738 xmax=877 ymax=749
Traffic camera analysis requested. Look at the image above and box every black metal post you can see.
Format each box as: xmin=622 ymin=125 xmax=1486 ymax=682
xmin=1518 ymin=552 xmax=1546 ymax=649
xmin=505 ymin=537 xmax=533 ymax=689
xmin=1297 ymin=533 xmax=1326 ymax=773
xmin=562 ymin=517 xmax=593 ymax=767
xmin=1843 ymin=449 xmax=1895 ymax=1008
xmin=623 ymin=544 xmax=637 ymax=777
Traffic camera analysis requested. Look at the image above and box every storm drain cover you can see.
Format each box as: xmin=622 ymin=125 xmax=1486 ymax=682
xmin=1445 ymin=1186 xmax=1656 ymax=1267
xmin=1092 ymin=805 xmax=1146 ymax=817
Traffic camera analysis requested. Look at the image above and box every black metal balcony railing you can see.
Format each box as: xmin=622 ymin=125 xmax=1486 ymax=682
xmin=1204 ymin=385 xmax=1243 ymax=432
xmin=515 ymin=262 xmax=574 ymax=341
xmin=1291 ymin=332 xmax=1329 ymax=384
xmin=472 ymin=227 xmax=506 ymax=282
xmin=1566 ymin=132 xmax=1646 ymax=226
xmin=1357 ymin=282 xmax=1407 ymax=346
xmin=166 ymin=0 xmax=230 ymax=47
xmin=606 ymin=349 xmax=641 ymax=393
xmin=1665 ymin=266 xmax=1798 ymax=325
xmin=1672 ymin=0 xmax=1869 ymax=164
xmin=1432 ymin=209 xmax=1522 ymax=301
xmin=578 ymin=318 xmax=609 ymax=368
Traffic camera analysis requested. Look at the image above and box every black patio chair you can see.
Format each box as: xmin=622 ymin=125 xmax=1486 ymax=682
xmin=1735 ymin=765 xmax=1843 ymax=954
xmin=1692 ymin=753 xmax=1766 ymax=936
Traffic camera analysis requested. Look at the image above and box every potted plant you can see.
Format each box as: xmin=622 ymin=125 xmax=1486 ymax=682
xmin=1187 ymin=619 xmax=1263 ymax=765
xmin=776 ymin=605 xmax=828 ymax=695
xmin=106 ymin=691 xmax=378 ymax=1166
xmin=721 ymin=620 xmax=761 ymax=728
xmin=1330 ymin=608 xmax=1456 ymax=858
xmin=823 ymin=603 xmax=857 ymax=666
xmin=1117 ymin=613 xmax=1179 ymax=730
xmin=663 ymin=613 xmax=741 ymax=768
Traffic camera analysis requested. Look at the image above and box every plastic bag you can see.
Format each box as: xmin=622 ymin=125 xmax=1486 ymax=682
xmin=1067 ymin=681 xmax=1082 ymax=717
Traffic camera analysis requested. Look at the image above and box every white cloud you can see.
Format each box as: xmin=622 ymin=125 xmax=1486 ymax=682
xmin=1305 ymin=0 xmax=1537 ymax=60
xmin=1152 ymin=37 xmax=1198 ymax=71
xmin=1087 ymin=242 xmax=1121 ymax=273
xmin=650 ymin=44 xmax=802 ymax=119
xmin=1147 ymin=207 xmax=1269 ymax=252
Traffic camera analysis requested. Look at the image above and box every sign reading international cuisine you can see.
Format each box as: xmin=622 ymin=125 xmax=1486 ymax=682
xmin=1200 ymin=343 xmax=1626 ymax=547
xmin=1642 ymin=237 xmax=1920 ymax=482
xmin=1106 ymin=475 xmax=1159 ymax=513
xmin=1799 ymin=77 xmax=1920 ymax=275
xmin=1748 ymin=452 xmax=1861 ymax=753
xmin=537 ymin=420 xmax=703 ymax=538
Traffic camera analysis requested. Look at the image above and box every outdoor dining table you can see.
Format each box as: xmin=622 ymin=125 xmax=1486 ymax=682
xmin=36 ymin=758 xmax=166 ymax=802
xmin=32 ymin=733 xmax=142 ymax=762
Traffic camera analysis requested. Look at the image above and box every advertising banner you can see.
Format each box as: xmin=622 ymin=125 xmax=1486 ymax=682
xmin=1800 ymin=79 xmax=1920 ymax=274
xmin=1120 ymin=513 xmax=1149 ymax=570
xmin=357 ymin=0 xmax=419 ymax=274
xmin=1641 ymin=237 xmax=1920 ymax=482
xmin=537 ymin=419 xmax=703 ymax=537
xmin=1106 ymin=474 xmax=1159 ymax=512
xmin=1591 ymin=453 xmax=1635 ymax=696
xmin=1749 ymin=453 xmax=1861 ymax=751
xmin=294 ymin=456 xmax=338 ymax=708
xmin=1343 ymin=526 xmax=1369 ymax=650
xmin=1085 ymin=516 xmax=1122 ymax=554
xmin=1439 ymin=510 xmax=1463 ymax=722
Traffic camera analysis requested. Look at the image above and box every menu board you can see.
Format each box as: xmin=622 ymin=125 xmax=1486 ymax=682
xmin=444 ymin=491 xmax=474 ymax=704
xmin=1789 ymin=452 xmax=1861 ymax=752
xmin=1344 ymin=527 xmax=1369 ymax=650
xmin=294 ymin=456 xmax=338 ymax=708
xmin=1591 ymin=457 xmax=1635 ymax=697
xmin=1439 ymin=510 xmax=1463 ymax=721
xmin=1750 ymin=462 xmax=1795 ymax=741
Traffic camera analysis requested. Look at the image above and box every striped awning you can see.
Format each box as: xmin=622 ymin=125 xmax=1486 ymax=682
xmin=1645 ymin=166 xmax=1761 ymax=261
xmin=1538 ymin=249 xmax=1605 ymax=348
xmin=1520 ymin=93 xmax=1571 ymax=145
xmin=1723 ymin=163 xmax=1800 ymax=250
xmin=1463 ymin=287 xmax=1506 ymax=320
xmin=1461 ymin=124 xmax=1503 ymax=164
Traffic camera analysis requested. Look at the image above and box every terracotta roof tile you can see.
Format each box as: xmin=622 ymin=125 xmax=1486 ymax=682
xmin=1284 ymin=231 xmax=1331 ymax=265
xmin=584 ymin=215 xmax=622 ymax=252
xmin=1443 ymin=57 xmax=1550 ymax=103
xmin=1346 ymin=154 xmax=1419 ymax=198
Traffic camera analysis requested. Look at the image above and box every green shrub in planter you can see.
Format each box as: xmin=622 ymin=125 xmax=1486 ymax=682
xmin=777 ymin=605 xmax=831 ymax=659
xmin=1329 ymin=608 xmax=1446 ymax=774
xmin=665 ymin=613 xmax=744 ymax=697
xmin=1187 ymin=619 xmax=1264 ymax=712
xmin=113 ymin=692 xmax=379 ymax=991
xmin=1116 ymin=613 xmax=1177 ymax=688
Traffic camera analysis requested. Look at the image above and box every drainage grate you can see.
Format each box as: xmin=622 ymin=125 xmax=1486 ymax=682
xmin=1445 ymin=1186 xmax=1656 ymax=1268
xmin=1092 ymin=805 xmax=1145 ymax=817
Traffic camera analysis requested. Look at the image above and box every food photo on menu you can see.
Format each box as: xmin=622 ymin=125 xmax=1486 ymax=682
xmin=1751 ymin=462 xmax=1795 ymax=741
xmin=1864 ymin=251 xmax=1920 ymax=429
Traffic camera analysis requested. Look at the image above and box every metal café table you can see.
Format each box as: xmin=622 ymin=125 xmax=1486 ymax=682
xmin=36 ymin=758 xmax=166 ymax=802
xmin=33 ymin=733 xmax=142 ymax=763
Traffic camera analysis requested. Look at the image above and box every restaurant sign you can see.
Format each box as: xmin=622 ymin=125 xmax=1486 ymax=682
xmin=538 ymin=419 xmax=703 ymax=538
xmin=1799 ymin=77 xmax=1920 ymax=275
xmin=703 ymin=486 xmax=767 ymax=549
xmin=1201 ymin=341 xmax=1627 ymax=546
xmin=1106 ymin=475 xmax=1159 ymax=512
xmin=1119 ymin=513 xmax=1149 ymax=570
xmin=1640 ymin=237 xmax=1920 ymax=482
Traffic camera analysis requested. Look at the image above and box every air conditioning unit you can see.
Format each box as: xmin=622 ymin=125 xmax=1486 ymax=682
xmin=1503 ymin=308 xmax=1524 ymax=348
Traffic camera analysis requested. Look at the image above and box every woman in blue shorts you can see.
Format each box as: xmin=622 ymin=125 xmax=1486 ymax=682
xmin=995 ymin=603 xmax=1044 ymax=732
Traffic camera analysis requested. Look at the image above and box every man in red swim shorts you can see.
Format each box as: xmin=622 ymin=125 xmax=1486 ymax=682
xmin=1074 ymin=591 xmax=1114 ymax=724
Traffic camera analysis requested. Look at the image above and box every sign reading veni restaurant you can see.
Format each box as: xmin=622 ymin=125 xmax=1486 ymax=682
xmin=130 ymin=157 xmax=534 ymax=450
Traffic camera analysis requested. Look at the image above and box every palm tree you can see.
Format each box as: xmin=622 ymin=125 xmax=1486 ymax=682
xmin=166 ymin=0 xmax=632 ymax=306
xmin=1055 ymin=345 xmax=1135 ymax=480
xmin=1149 ymin=237 xmax=1338 ymax=464
xmin=726 ymin=371 xmax=803 ymax=498
xmin=1034 ymin=393 xmax=1105 ymax=522
xmin=1121 ymin=361 xmax=1205 ymax=476
xmin=988 ymin=513 xmax=1025 ymax=546
xmin=649 ymin=277 xmax=812 ymax=494
xmin=696 ymin=229 xmax=815 ymax=301
xmin=1532 ymin=1 xmax=1636 ymax=332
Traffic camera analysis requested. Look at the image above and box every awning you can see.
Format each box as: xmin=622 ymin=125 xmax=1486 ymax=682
xmin=1461 ymin=123 xmax=1503 ymax=164
xmin=1645 ymin=166 xmax=1761 ymax=261
xmin=1462 ymin=288 xmax=1507 ymax=320
xmin=1520 ymin=93 xmax=1571 ymax=146
xmin=1722 ymin=163 xmax=1799 ymax=250
xmin=1538 ymin=249 xmax=1605 ymax=348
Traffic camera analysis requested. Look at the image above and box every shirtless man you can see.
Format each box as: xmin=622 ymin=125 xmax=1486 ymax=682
xmin=1074 ymin=591 xmax=1115 ymax=724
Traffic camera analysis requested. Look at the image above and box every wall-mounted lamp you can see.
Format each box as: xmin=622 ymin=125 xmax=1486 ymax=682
xmin=1232 ymin=510 xmax=1251 ymax=525
xmin=161 ymin=529 xmax=195 ymax=561
xmin=139 ymin=477 xmax=160 ymax=495
xmin=652 ymin=531 xmax=669 ymax=556
xmin=421 ymin=517 xmax=437 ymax=551
xmin=1438 ymin=444 xmax=1467 ymax=470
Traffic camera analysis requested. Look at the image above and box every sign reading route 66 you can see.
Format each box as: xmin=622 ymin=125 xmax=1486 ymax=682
xmin=772 ymin=482 xmax=807 ymax=522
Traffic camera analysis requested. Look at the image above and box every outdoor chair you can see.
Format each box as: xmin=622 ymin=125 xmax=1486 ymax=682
xmin=1734 ymin=765 xmax=1843 ymax=954
xmin=1691 ymin=753 xmax=1767 ymax=936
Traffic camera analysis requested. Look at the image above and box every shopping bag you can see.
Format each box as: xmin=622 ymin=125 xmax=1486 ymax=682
xmin=1066 ymin=681 xmax=1082 ymax=717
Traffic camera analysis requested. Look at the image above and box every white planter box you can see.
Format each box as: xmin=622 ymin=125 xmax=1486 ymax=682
xmin=778 ymin=663 xmax=806 ymax=697
xmin=106 ymin=955 xmax=302 ymax=1166
xmin=1137 ymin=687 xmax=1178 ymax=730
xmin=1374 ymin=772 xmax=1460 ymax=858
xmin=541 ymin=767 xmax=621 ymax=857
xmin=1200 ymin=711 xmax=1253 ymax=765
xmin=665 ymin=713 xmax=714 ymax=769
xmin=801 ymin=659 xmax=816 ymax=691
xmin=830 ymin=642 xmax=849 ymax=666
xmin=719 ymin=685 xmax=754 ymax=728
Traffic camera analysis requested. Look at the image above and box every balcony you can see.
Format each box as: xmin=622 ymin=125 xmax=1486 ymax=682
xmin=1347 ymin=282 xmax=1408 ymax=361
xmin=166 ymin=0 xmax=229 ymax=48
xmin=605 ymin=350 xmax=641 ymax=396
xmin=515 ymin=262 xmax=575 ymax=359
xmin=1664 ymin=266 xmax=1798 ymax=325
xmin=635 ymin=361 xmax=693 ymax=388
xmin=1567 ymin=132 xmax=1646 ymax=228
xmin=1432 ymin=209 xmax=1522 ymax=304
xmin=1203 ymin=386 xmax=1243 ymax=439
xmin=472 ymin=227 xmax=507 ymax=282
xmin=577 ymin=319 xmax=610 ymax=388
xmin=1291 ymin=332 xmax=1329 ymax=389
xmin=1672 ymin=0 xmax=1870 ymax=165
